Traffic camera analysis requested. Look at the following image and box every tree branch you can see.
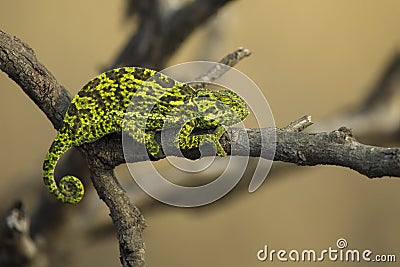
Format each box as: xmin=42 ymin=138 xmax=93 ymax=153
xmin=84 ymin=156 xmax=146 ymax=267
xmin=1 ymin=24 xmax=399 ymax=266
xmin=281 ymin=115 xmax=313 ymax=132
xmin=1 ymin=28 xmax=399 ymax=180
xmin=0 ymin=29 xmax=146 ymax=267
xmin=311 ymin=53 xmax=400 ymax=144
xmin=0 ymin=202 xmax=46 ymax=267
xmin=272 ymin=127 xmax=399 ymax=178
xmin=1 ymin=1 xmax=241 ymax=263
xmin=0 ymin=30 xmax=71 ymax=130
xmin=85 ymin=126 xmax=400 ymax=179
xmin=112 ymin=0 xmax=235 ymax=69
xmin=191 ymin=47 xmax=251 ymax=88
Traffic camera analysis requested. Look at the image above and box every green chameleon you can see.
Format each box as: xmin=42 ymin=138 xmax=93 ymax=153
xmin=43 ymin=67 xmax=249 ymax=204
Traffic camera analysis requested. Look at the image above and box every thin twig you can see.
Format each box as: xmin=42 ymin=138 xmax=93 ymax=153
xmin=0 ymin=30 xmax=71 ymax=130
xmin=191 ymin=47 xmax=251 ymax=89
xmin=281 ymin=115 xmax=313 ymax=132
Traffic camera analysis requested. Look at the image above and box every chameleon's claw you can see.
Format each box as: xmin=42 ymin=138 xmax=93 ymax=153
xmin=199 ymin=139 xmax=226 ymax=157
xmin=176 ymin=126 xmax=228 ymax=157
xmin=212 ymin=126 xmax=227 ymax=157
xmin=146 ymin=140 xmax=163 ymax=158
xmin=198 ymin=126 xmax=227 ymax=157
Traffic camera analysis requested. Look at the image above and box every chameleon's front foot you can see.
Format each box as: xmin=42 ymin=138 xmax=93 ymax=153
xmin=147 ymin=144 xmax=164 ymax=158
xmin=177 ymin=126 xmax=228 ymax=157
xmin=204 ymin=126 xmax=227 ymax=157
xmin=145 ymin=134 xmax=164 ymax=158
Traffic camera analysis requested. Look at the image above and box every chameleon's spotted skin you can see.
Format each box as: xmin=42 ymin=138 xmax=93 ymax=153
xmin=43 ymin=67 xmax=249 ymax=204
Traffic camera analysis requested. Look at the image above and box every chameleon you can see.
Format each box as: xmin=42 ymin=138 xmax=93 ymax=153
xmin=42 ymin=67 xmax=249 ymax=204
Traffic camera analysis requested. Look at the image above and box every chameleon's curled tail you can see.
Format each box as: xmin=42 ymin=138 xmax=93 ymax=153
xmin=42 ymin=132 xmax=84 ymax=204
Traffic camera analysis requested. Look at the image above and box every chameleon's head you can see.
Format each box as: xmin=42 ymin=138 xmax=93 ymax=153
xmin=193 ymin=88 xmax=249 ymax=126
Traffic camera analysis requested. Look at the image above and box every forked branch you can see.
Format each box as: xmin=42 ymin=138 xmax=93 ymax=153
xmin=1 ymin=27 xmax=399 ymax=267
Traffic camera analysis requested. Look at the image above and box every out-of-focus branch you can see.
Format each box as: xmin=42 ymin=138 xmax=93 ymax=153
xmin=113 ymin=0 xmax=235 ymax=69
xmin=311 ymin=53 xmax=400 ymax=145
xmin=125 ymin=0 xmax=159 ymax=18
xmin=0 ymin=202 xmax=46 ymax=267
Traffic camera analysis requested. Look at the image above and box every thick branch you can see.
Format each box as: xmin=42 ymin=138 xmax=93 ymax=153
xmin=1 ymin=29 xmax=399 ymax=179
xmin=90 ymin=126 xmax=400 ymax=179
xmin=84 ymin=156 xmax=146 ymax=267
xmin=0 ymin=30 xmax=71 ymax=130
xmin=268 ymin=127 xmax=399 ymax=178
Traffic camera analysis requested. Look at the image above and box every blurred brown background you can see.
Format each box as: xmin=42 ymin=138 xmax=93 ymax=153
xmin=1 ymin=1 xmax=400 ymax=266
